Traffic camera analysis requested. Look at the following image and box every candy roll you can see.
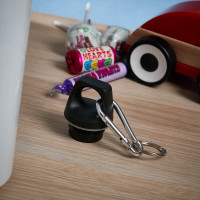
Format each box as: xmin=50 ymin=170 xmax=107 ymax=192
xmin=51 ymin=62 xmax=127 ymax=95
xmin=65 ymin=46 xmax=116 ymax=74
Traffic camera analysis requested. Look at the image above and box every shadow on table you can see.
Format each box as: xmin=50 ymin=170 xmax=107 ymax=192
xmin=29 ymin=21 xmax=66 ymax=56
xmin=126 ymin=72 xmax=199 ymax=103
xmin=168 ymin=73 xmax=199 ymax=103
xmin=53 ymin=60 xmax=67 ymax=73
xmin=34 ymin=106 xmax=69 ymax=138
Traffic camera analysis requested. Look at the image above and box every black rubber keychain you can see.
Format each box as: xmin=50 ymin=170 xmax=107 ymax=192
xmin=64 ymin=76 xmax=166 ymax=157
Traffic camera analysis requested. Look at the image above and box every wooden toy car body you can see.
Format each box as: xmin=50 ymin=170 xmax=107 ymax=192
xmin=125 ymin=1 xmax=200 ymax=92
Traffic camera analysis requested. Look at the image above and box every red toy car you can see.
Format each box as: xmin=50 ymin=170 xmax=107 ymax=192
xmin=124 ymin=1 xmax=200 ymax=93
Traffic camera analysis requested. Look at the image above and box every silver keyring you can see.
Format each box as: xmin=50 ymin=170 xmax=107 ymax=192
xmin=96 ymin=98 xmax=167 ymax=157
xmin=140 ymin=141 xmax=167 ymax=156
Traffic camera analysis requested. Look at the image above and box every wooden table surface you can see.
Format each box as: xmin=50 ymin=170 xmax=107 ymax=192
xmin=0 ymin=12 xmax=200 ymax=200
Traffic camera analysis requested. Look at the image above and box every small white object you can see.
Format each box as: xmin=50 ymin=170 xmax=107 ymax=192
xmin=53 ymin=20 xmax=70 ymax=32
xmin=84 ymin=2 xmax=91 ymax=24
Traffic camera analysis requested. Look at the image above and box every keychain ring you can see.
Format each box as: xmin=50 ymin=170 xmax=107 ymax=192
xmin=140 ymin=141 xmax=167 ymax=156
xmin=97 ymin=98 xmax=167 ymax=157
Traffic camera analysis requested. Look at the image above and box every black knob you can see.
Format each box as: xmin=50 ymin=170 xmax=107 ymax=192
xmin=64 ymin=76 xmax=113 ymax=143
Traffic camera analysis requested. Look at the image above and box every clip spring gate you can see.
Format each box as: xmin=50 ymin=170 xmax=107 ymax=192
xmin=96 ymin=98 xmax=167 ymax=157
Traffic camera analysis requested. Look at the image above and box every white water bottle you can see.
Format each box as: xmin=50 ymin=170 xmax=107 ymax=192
xmin=0 ymin=0 xmax=32 ymax=186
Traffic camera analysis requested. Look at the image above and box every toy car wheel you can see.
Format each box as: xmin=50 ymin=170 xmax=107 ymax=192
xmin=127 ymin=36 xmax=176 ymax=86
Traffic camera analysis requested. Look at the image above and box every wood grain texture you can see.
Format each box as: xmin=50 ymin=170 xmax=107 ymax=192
xmin=126 ymin=27 xmax=200 ymax=69
xmin=0 ymin=12 xmax=200 ymax=200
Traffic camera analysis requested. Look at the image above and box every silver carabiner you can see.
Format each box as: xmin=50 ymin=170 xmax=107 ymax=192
xmin=96 ymin=98 xmax=166 ymax=157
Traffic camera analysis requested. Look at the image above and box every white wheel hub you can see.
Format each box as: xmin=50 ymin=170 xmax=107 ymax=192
xmin=130 ymin=44 xmax=167 ymax=83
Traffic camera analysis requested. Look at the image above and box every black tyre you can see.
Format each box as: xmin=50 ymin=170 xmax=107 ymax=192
xmin=127 ymin=36 xmax=176 ymax=86
xmin=197 ymin=75 xmax=200 ymax=94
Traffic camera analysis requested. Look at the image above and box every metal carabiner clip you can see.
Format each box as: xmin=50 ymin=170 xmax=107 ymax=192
xmin=96 ymin=98 xmax=167 ymax=157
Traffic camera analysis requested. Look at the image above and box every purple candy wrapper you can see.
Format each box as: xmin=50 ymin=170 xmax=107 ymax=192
xmin=51 ymin=80 xmax=73 ymax=95
xmin=51 ymin=62 xmax=127 ymax=95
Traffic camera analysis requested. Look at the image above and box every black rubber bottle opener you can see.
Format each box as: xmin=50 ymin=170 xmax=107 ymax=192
xmin=64 ymin=76 xmax=113 ymax=143
xmin=64 ymin=76 xmax=167 ymax=157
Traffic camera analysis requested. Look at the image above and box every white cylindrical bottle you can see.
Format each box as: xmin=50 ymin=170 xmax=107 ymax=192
xmin=0 ymin=0 xmax=32 ymax=186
